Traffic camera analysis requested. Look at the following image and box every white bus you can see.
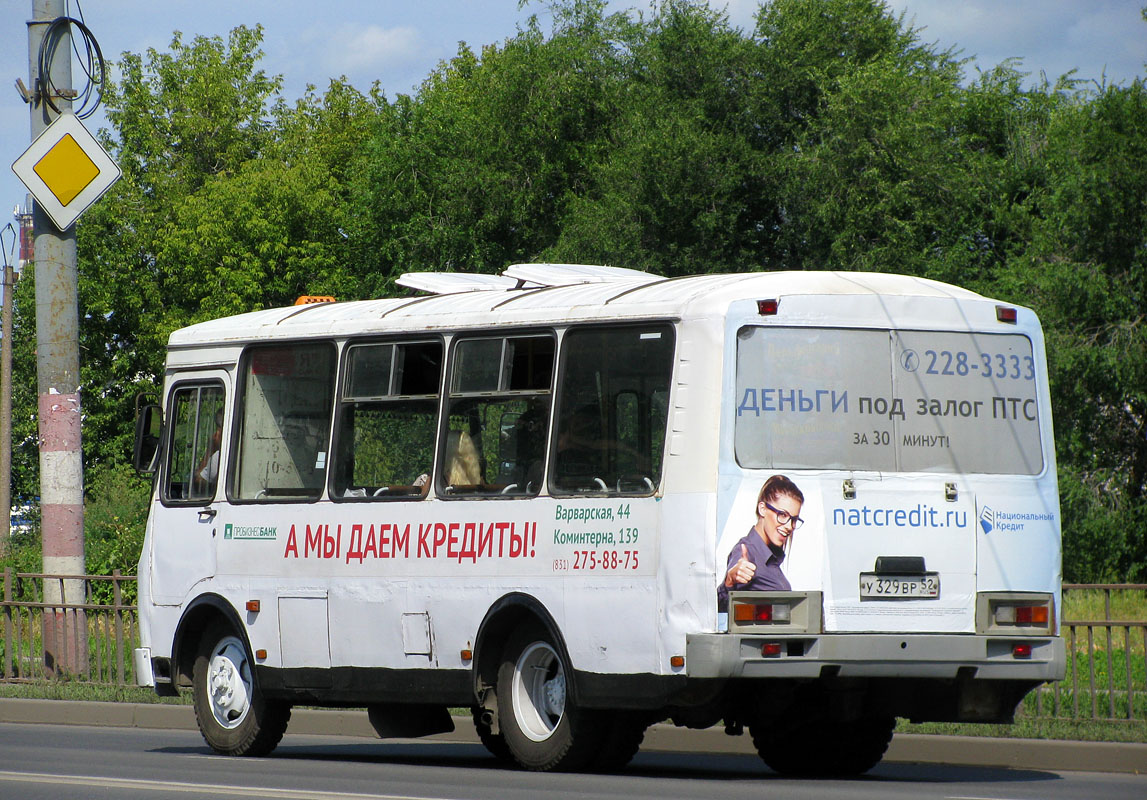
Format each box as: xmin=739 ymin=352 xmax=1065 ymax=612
xmin=133 ymin=264 xmax=1064 ymax=775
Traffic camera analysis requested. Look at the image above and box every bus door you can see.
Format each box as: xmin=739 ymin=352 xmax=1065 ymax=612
xmin=149 ymin=373 xmax=230 ymax=605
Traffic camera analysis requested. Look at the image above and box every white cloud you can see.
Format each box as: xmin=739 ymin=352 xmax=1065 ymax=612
xmin=323 ymin=24 xmax=425 ymax=76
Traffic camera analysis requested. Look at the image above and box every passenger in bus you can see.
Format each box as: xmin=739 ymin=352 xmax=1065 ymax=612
xmin=444 ymin=429 xmax=482 ymax=488
xmin=717 ymin=475 xmax=805 ymax=612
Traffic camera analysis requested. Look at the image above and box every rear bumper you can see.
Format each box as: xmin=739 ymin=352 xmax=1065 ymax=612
xmin=686 ymin=632 xmax=1066 ymax=681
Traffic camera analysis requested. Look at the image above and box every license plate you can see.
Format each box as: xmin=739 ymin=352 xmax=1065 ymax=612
xmin=859 ymin=573 xmax=940 ymax=599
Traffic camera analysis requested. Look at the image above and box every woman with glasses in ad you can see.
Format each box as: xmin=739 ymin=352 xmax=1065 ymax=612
xmin=717 ymin=475 xmax=805 ymax=612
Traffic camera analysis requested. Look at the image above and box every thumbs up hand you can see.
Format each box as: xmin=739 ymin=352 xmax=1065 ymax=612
xmin=725 ymin=543 xmax=756 ymax=588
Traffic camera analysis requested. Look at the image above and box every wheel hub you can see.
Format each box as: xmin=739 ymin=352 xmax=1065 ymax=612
xmin=512 ymin=640 xmax=566 ymax=742
xmin=543 ymin=670 xmax=565 ymax=717
xmin=207 ymin=638 xmax=251 ymax=729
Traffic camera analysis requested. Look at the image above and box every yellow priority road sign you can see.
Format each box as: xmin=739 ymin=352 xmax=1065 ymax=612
xmin=12 ymin=112 xmax=121 ymax=231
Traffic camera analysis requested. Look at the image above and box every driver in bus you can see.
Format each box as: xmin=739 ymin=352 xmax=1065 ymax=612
xmin=194 ymin=410 xmax=224 ymax=496
xmin=717 ymin=475 xmax=804 ymax=612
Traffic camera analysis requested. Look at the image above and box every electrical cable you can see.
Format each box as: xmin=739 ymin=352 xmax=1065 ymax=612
xmin=37 ymin=2 xmax=105 ymax=119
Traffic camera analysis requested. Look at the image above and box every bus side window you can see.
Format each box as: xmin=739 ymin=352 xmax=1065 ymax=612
xmin=163 ymin=383 xmax=226 ymax=504
xmin=234 ymin=343 xmax=336 ymax=501
xmin=332 ymin=340 xmax=442 ymax=500
xmin=441 ymin=334 xmax=554 ymax=497
xmin=551 ymin=325 xmax=674 ymax=496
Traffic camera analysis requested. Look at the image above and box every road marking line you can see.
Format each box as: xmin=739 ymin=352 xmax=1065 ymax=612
xmin=0 ymin=770 xmax=436 ymax=800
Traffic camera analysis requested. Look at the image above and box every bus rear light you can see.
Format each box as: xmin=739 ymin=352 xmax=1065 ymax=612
xmin=733 ymin=602 xmax=792 ymax=624
xmin=994 ymin=604 xmax=1049 ymax=627
xmin=1013 ymin=643 xmax=1032 ymax=659
xmin=761 ymin=642 xmax=782 ymax=658
xmin=757 ymin=299 xmax=779 ymax=316
xmin=1015 ymin=605 xmax=1049 ymax=625
xmin=996 ymin=305 xmax=1018 ymax=323
xmin=986 ymin=595 xmax=1054 ymax=633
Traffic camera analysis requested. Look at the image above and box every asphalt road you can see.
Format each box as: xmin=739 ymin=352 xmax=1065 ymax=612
xmin=1 ymin=721 xmax=1146 ymax=800
xmin=0 ymin=699 xmax=1145 ymax=800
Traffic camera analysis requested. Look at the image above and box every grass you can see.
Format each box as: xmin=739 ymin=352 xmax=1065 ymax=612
xmin=1063 ymin=587 xmax=1147 ymax=622
xmin=896 ymin=717 xmax=1147 ymax=744
xmin=0 ymin=681 xmax=189 ymax=704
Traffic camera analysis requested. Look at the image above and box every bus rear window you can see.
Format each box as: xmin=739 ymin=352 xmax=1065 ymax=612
xmin=734 ymin=327 xmax=1043 ymax=475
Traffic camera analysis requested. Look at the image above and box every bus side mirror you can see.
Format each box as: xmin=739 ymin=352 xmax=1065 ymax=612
xmin=133 ymin=404 xmax=162 ymax=474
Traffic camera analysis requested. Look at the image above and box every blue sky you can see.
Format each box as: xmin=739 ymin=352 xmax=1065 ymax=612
xmin=2 ymin=0 xmax=1145 ymax=248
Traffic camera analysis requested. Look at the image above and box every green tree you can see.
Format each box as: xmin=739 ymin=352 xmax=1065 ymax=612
xmin=69 ymin=26 xmax=285 ymax=472
xmin=351 ymin=0 xmax=635 ymax=281
xmin=6 ymin=0 xmax=1145 ymax=585
xmin=1009 ymin=80 xmax=1147 ymax=581
xmin=548 ymin=0 xmax=775 ymax=274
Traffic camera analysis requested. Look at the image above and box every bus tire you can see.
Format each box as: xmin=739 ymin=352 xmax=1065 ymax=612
xmin=496 ymin=623 xmax=599 ymax=771
xmin=590 ymin=711 xmax=648 ymax=772
xmin=192 ymin=621 xmax=290 ymax=756
xmin=751 ymin=713 xmax=894 ymax=776
xmin=825 ymin=714 xmax=895 ymax=775
xmin=471 ymin=706 xmax=512 ymax=762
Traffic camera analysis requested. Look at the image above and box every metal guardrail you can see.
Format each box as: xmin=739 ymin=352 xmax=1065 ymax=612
xmin=1028 ymin=583 xmax=1147 ymax=723
xmin=2 ymin=572 xmax=1144 ymax=722
xmin=2 ymin=568 xmax=136 ymax=685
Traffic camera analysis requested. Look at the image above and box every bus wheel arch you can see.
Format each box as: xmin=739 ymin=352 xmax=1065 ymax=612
xmin=473 ymin=593 xmax=575 ymax=708
xmin=172 ymin=594 xmax=247 ymax=691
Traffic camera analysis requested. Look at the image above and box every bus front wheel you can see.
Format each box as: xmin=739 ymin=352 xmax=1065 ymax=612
xmin=496 ymin=623 xmax=599 ymax=771
xmin=192 ymin=621 xmax=291 ymax=756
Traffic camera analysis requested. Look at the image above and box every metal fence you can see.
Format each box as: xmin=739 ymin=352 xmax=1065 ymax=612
xmin=2 ymin=572 xmax=1144 ymax=722
xmin=1 ymin=568 xmax=136 ymax=685
xmin=1027 ymin=583 xmax=1147 ymax=722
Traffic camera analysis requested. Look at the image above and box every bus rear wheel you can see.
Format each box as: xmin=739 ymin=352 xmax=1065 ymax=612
xmin=192 ymin=621 xmax=290 ymax=756
xmin=471 ymin=706 xmax=512 ymax=762
xmin=750 ymin=712 xmax=894 ymax=776
xmin=496 ymin=623 xmax=599 ymax=771
xmin=590 ymin=711 xmax=649 ymax=772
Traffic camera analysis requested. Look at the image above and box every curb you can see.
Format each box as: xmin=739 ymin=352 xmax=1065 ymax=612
xmin=1 ymin=698 xmax=1144 ymax=774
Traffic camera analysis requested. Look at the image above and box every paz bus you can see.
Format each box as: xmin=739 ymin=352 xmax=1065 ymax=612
xmin=132 ymin=264 xmax=1064 ymax=775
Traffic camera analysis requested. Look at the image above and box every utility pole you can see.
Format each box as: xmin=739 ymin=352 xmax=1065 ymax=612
xmin=27 ymin=0 xmax=86 ymax=676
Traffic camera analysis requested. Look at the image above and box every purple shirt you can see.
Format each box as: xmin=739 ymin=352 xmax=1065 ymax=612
xmin=717 ymin=528 xmax=790 ymax=612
